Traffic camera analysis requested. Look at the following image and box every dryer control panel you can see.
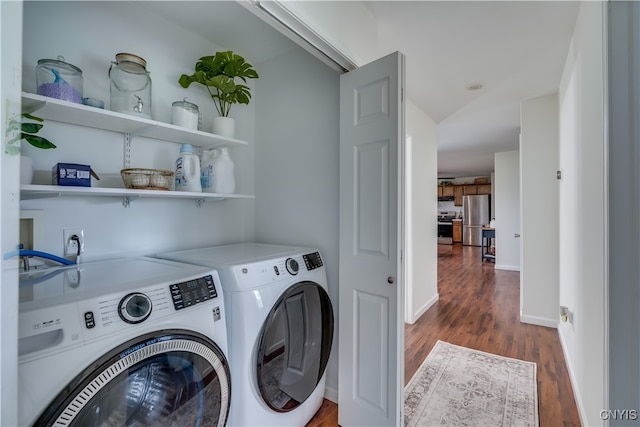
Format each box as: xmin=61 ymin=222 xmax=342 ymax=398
xmin=303 ymin=252 xmax=323 ymax=270
xmin=170 ymin=275 xmax=218 ymax=310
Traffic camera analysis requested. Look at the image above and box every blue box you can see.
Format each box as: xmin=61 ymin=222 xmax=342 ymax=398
xmin=52 ymin=163 xmax=91 ymax=187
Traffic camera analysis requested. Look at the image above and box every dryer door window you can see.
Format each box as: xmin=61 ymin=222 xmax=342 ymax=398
xmin=256 ymin=281 xmax=334 ymax=412
xmin=36 ymin=330 xmax=230 ymax=427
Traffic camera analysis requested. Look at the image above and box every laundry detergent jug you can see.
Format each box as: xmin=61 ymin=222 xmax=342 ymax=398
xmin=200 ymin=148 xmax=218 ymax=193
xmin=213 ymin=147 xmax=235 ymax=194
xmin=175 ymin=144 xmax=201 ymax=192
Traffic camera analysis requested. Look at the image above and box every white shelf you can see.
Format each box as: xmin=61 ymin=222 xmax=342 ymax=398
xmin=21 ymin=92 xmax=248 ymax=148
xmin=20 ymin=185 xmax=254 ymax=207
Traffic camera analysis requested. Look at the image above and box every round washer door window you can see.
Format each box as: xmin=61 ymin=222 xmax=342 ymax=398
xmin=36 ymin=330 xmax=230 ymax=427
xmin=256 ymin=281 xmax=334 ymax=412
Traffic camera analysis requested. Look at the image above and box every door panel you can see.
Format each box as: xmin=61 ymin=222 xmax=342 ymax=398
xmin=355 ymin=140 xmax=389 ymax=256
xmin=339 ymin=51 xmax=404 ymax=427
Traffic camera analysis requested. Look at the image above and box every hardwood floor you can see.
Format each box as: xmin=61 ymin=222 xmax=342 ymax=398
xmin=307 ymin=243 xmax=580 ymax=426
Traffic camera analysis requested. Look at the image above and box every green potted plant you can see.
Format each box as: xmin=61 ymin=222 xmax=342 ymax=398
xmin=6 ymin=113 xmax=56 ymax=185
xmin=179 ymin=51 xmax=258 ymax=138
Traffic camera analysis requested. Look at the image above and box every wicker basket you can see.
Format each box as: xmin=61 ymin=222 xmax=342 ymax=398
xmin=121 ymin=168 xmax=174 ymax=190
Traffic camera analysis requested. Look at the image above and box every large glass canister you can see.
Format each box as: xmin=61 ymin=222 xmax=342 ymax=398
xmin=109 ymin=53 xmax=152 ymax=119
xmin=36 ymin=56 xmax=83 ymax=103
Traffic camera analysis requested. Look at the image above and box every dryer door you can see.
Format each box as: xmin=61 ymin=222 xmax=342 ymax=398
xmin=256 ymin=281 xmax=334 ymax=412
xmin=36 ymin=330 xmax=230 ymax=427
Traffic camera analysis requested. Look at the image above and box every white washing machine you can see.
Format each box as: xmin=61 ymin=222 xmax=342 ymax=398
xmin=156 ymin=243 xmax=334 ymax=427
xmin=18 ymin=257 xmax=231 ymax=427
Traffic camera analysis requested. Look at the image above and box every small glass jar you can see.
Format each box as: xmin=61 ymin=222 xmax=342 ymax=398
xmin=36 ymin=56 xmax=83 ymax=103
xmin=109 ymin=53 xmax=152 ymax=119
xmin=171 ymin=98 xmax=200 ymax=130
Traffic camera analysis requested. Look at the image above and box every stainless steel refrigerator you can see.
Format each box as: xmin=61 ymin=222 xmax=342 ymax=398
xmin=463 ymin=195 xmax=490 ymax=246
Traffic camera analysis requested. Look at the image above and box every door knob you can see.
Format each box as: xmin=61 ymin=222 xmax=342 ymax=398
xmin=387 ymin=276 xmax=395 ymax=284
xmin=514 ymin=233 xmax=521 ymax=238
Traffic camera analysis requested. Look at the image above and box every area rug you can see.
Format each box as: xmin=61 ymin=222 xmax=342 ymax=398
xmin=404 ymin=341 xmax=539 ymax=426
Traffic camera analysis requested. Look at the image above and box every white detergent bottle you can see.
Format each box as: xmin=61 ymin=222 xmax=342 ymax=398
xmin=200 ymin=148 xmax=218 ymax=193
xmin=175 ymin=144 xmax=202 ymax=192
xmin=213 ymin=147 xmax=235 ymax=194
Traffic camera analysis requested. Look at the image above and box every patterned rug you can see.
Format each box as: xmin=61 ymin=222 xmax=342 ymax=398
xmin=404 ymin=341 xmax=539 ymax=426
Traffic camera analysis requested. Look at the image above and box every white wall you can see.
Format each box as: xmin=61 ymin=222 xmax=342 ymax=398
xmin=1 ymin=3 xmax=23 ymax=425
xmin=493 ymin=151 xmax=520 ymax=270
xmin=405 ymin=100 xmax=438 ymax=323
xmin=20 ymin=2 xmax=258 ymax=262
xmin=519 ymin=94 xmax=559 ymax=327
xmin=557 ymin=2 xmax=605 ymax=425
xmin=252 ymin=47 xmax=341 ymax=398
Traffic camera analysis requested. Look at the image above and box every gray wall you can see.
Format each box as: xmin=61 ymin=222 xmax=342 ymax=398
xmin=253 ymin=47 xmax=341 ymax=397
xmin=607 ymin=1 xmax=640 ymax=423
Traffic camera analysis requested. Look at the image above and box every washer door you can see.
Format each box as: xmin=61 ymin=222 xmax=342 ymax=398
xmin=256 ymin=281 xmax=334 ymax=412
xmin=36 ymin=330 xmax=230 ymax=427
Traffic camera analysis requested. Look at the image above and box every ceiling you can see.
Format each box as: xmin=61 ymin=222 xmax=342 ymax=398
xmin=364 ymin=1 xmax=580 ymax=178
xmin=147 ymin=1 xmax=580 ymax=179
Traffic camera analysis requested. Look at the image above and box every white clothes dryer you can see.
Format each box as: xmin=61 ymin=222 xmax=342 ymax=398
xmin=156 ymin=243 xmax=334 ymax=427
xmin=18 ymin=257 xmax=231 ymax=427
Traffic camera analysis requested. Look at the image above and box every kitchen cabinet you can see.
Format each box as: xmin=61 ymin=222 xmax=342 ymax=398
xmin=453 ymin=185 xmax=464 ymax=206
xmin=463 ymin=184 xmax=478 ymax=195
xmin=477 ymin=184 xmax=491 ymax=195
xmin=452 ymin=220 xmax=462 ymax=243
xmin=20 ymin=93 xmax=254 ymax=206
xmin=437 ymin=184 xmax=454 ymax=197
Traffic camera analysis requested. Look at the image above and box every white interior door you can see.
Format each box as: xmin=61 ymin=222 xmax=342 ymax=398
xmin=338 ymin=51 xmax=405 ymax=426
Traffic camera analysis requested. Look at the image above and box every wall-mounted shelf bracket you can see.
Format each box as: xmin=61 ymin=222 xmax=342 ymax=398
xmin=122 ymin=194 xmax=140 ymax=208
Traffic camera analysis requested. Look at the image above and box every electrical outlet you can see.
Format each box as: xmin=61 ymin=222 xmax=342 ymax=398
xmin=63 ymin=228 xmax=84 ymax=256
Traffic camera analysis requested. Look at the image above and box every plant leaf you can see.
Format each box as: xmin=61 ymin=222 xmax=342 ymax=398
xmin=21 ymin=122 xmax=44 ymax=134
xmin=22 ymin=134 xmax=56 ymax=149
xmin=22 ymin=113 xmax=44 ymax=122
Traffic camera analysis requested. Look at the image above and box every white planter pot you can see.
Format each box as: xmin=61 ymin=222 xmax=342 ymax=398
xmin=20 ymin=155 xmax=34 ymax=185
xmin=212 ymin=116 xmax=235 ymax=139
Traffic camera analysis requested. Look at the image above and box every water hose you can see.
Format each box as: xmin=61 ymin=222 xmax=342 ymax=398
xmin=4 ymin=249 xmax=75 ymax=265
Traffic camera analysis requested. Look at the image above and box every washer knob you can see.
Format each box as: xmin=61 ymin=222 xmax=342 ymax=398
xmin=285 ymin=258 xmax=299 ymax=275
xmin=119 ymin=293 xmax=152 ymax=324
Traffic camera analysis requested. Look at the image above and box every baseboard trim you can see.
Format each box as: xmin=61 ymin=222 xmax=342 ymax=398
xmin=520 ymin=313 xmax=558 ymax=328
xmin=495 ymin=264 xmax=520 ymax=271
xmin=324 ymin=384 xmax=338 ymax=403
xmin=406 ymin=293 xmax=439 ymax=324
xmin=558 ymin=328 xmax=588 ymax=426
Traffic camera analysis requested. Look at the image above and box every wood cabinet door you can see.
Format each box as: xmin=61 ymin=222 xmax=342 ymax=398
xmin=477 ymin=184 xmax=491 ymax=195
xmin=453 ymin=221 xmax=462 ymax=243
xmin=442 ymin=185 xmax=454 ymax=197
xmin=454 ymin=185 xmax=463 ymax=206
xmin=463 ymin=184 xmax=478 ymax=195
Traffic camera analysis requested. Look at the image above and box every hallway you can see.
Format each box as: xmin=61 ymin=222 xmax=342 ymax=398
xmin=308 ymin=244 xmax=581 ymax=426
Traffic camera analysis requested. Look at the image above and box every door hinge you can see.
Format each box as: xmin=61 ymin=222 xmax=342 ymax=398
xmin=556 ymin=170 xmax=562 ymax=180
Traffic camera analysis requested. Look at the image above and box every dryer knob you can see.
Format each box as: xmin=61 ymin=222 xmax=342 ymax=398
xmin=285 ymin=258 xmax=299 ymax=275
xmin=119 ymin=292 xmax=152 ymax=324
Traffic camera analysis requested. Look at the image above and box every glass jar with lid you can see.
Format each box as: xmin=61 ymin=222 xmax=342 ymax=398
xmin=36 ymin=55 xmax=83 ymax=104
xmin=109 ymin=53 xmax=152 ymax=119
xmin=171 ymin=98 xmax=200 ymax=130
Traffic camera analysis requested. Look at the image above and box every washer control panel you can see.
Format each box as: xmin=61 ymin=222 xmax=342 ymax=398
xmin=170 ymin=275 xmax=218 ymax=311
xmin=303 ymin=252 xmax=324 ymax=270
